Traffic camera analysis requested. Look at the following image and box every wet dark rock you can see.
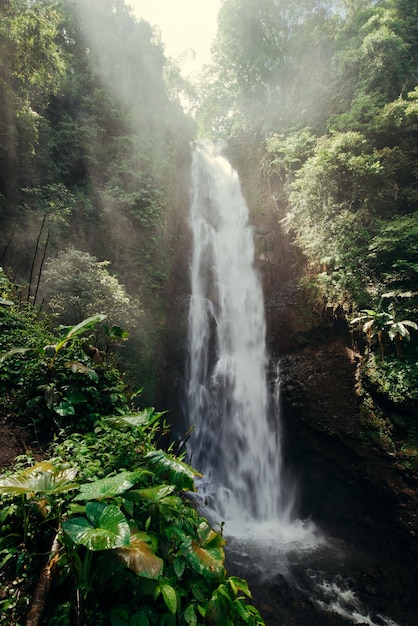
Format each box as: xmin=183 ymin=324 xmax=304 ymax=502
xmin=273 ymin=340 xmax=418 ymax=625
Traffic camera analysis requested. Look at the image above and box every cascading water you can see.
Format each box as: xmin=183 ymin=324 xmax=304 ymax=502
xmin=187 ymin=139 xmax=291 ymax=528
xmin=185 ymin=141 xmax=407 ymax=626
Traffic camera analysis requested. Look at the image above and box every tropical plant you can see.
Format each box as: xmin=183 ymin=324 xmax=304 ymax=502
xmin=0 ymin=305 xmax=127 ymax=432
xmin=386 ymin=316 xmax=418 ymax=358
xmin=0 ymin=460 xmax=78 ymax=544
xmin=351 ymin=306 xmax=392 ymax=359
xmin=352 ymin=302 xmax=417 ymax=360
xmin=0 ymin=407 xmax=266 ymax=626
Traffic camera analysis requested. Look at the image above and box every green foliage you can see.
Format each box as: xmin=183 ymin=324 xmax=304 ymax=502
xmin=0 ymin=0 xmax=192 ymax=415
xmin=351 ymin=300 xmax=418 ymax=361
xmin=199 ymin=0 xmax=338 ymax=135
xmin=276 ymin=130 xmax=383 ymax=304
xmin=52 ymin=417 xmax=264 ymax=624
xmin=42 ymin=246 xmax=140 ymax=327
xmin=52 ymin=409 xmax=163 ymax=481
xmin=331 ymin=6 xmax=411 ymax=117
xmin=180 ymin=521 xmax=226 ymax=582
xmin=0 ymin=282 xmax=126 ymax=433
xmin=364 ymin=352 xmax=418 ymax=407
xmin=368 ymin=212 xmax=418 ymax=303
xmin=144 ymin=449 xmax=202 ymax=492
xmin=63 ymin=501 xmax=131 ymax=551
xmin=358 ymin=392 xmax=396 ymax=452
xmin=204 ymin=0 xmax=418 ymax=367
xmin=351 ymin=305 xmax=392 ymax=358
xmin=0 ymin=429 xmax=264 ymax=624
xmin=73 ymin=471 xmax=146 ymax=502
xmin=0 ymin=0 xmax=67 ymax=192
xmin=114 ymin=530 xmax=164 ymax=580
xmin=0 ymin=461 xmax=78 ymax=498
xmin=0 ymin=297 xmax=264 ymax=626
xmin=266 ymin=129 xmax=317 ymax=176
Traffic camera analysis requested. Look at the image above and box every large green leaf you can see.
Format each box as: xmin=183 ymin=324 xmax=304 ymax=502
xmin=205 ymin=587 xmax=230 ymax=624
xmin=196 ymin=522 xmax=225 ymax=549
xmin=110 ymin=606 xmax=130 ymax=626
xmin=159 ymin=583 xmax=177 ymax=615
xmin=233 ymin=597 xmax=252 ymax=622
xmin=131 ymin=611 xmax=150 ymax=626
xmin=64 ymin=361 xmax=99 ymax=382
xmin=0 ymin=461 xmax=78 ymax=496
xmin=105 ymin=408 xmax=165 ymax=430
xmin=181 ymin=539 xmax=225 ymax=578
xmin=54 ymin=313 xmax=106 ymax=353
xmin=62 ymin=313 xmax=107 ymax=341
xmin=125 ymin=484 xmax=175 ymax=504
xmin=62 ymin=501 xmax=130 ymax=551
xmin=74 ymin=471 xmax=144 ymax=501
xmin=144 ymin=450 xmax=201 ymax=491
xmin=181 ymin=522 xmax=225 ymax=582
xmin=184 ymin=604 xmax=197 ymax=626
xmin=115 ymin=531 xmax=163 ymax=579
xmin=227 ymin=576 xmax=252 ymax=598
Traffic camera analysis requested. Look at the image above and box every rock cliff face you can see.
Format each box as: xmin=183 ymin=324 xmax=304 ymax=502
xmin=252 ymin=277 xmax=418 ymax=624
xmin=280 ymin=342 xmax=418 ymax=548
xmin=274 ymin=341 xmax=418 ymax=625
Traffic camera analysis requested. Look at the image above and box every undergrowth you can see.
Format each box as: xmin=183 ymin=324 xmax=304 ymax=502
xmin=0 ymin=272 xmax=265 ymax=626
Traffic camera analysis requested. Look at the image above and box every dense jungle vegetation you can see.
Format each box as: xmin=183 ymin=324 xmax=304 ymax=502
xmin=1 ymin=0 xmax=418 ymax=624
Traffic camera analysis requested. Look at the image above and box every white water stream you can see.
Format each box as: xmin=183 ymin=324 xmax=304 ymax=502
xmin=187 ymin=139 xmax=291 ymax=529
xmin=186 ymin=140 xmax=405 ymax=626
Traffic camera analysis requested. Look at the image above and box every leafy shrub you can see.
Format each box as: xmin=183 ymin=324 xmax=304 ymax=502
xmin=0 ymin=413 xmax=265 ymax=626
xmin=42 ymin=246 xmax=141 ymax=328
xmin=364 ymin=353 xmax=418 ymax=407
xmin=0 ymin=282 xmax=127 ymax=435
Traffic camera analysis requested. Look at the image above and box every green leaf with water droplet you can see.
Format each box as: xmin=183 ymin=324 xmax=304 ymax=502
xmin=74 ymin=470 xmax=143 ymax=501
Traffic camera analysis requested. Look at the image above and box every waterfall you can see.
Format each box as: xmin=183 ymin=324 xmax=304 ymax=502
xmin=185 ymin=142 xmax=406 ymax=626
xmin=187 ymin=140 xmax=291 ymax=529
